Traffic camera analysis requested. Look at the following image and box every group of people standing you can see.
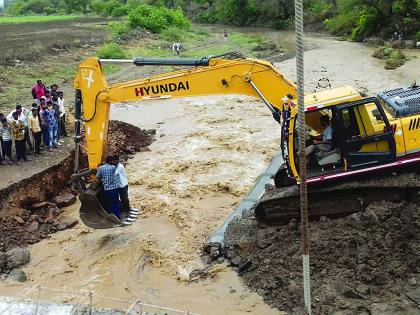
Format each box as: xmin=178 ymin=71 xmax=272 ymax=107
xmin=96 ymin=155 xmax=139 ymax=225
xmin=0 ymin=80 xmax=68 ymax=166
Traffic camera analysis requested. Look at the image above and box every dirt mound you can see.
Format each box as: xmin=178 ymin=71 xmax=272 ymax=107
xmin=107 ymin=120 xmax=155 ymax=159
xmin=217 ymin=200 xmax=420 ymax=314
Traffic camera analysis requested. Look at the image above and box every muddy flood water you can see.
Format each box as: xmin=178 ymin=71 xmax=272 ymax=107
xmin=0 ymin=33 xmax=419 ymax=314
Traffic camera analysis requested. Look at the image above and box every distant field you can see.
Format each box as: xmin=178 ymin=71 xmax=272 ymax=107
xmin=0 ymin=15 xmax=82 ymax=24
xmin=0 ymin=17 xmax=109 ymax=65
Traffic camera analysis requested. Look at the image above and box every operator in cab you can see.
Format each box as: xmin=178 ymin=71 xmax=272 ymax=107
xmin=305 ymin=115 xmax=332 ymax=156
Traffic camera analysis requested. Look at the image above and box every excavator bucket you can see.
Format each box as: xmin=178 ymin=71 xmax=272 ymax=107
xmin=79 ymin=186 xmax=122 ymax=229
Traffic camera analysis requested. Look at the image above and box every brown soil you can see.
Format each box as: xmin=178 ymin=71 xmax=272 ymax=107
xmin=107 ymin=120 xmax=155 ymax=159
xmin=0 ymin=121 xmax=155 ymax=272
xmin=218 ymin=199 xmax=420 ymax=314
xmin=0 ymin=18 xmax=108 ymax=66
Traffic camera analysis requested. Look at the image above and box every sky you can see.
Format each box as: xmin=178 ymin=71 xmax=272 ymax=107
xmin=0 ymin=0 xmax=4 ymax=9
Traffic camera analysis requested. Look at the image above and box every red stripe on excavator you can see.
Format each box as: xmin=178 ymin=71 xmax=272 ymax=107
xmin=308 ymin=156 xmax=420 ymax=183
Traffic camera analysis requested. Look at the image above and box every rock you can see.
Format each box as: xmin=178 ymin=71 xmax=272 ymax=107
xmin=27 ymin=220 xmax=39 ymax=232
xmin=229 ymin=288 xmax=236 ymax=294
xmin=6 ymin=248 xmax=30 ymax=269
xmin=203 ymin=242 xmax=222 ymax=259
xmin=288 ymin=280 xmax=301 ymax=295
xmin=320 ymin=216 xmax=328 ymax=223
xmin=12 ymin=216 xmax=25 ymax=225
xmin=217 ymin=256 xmax=225 ymax=263
xmin=9 ymin=269 xmax=27 ymax=282
xmin=0 ymin=252 xmax=7 ymax=269
xmin=406 ymin=286 xmax=420 ymax=305
xmin=50 ymin=193 xmax=76 ymax=208
xmin=56 ymin=216 xmax=78 ymax=231
xmin=356 ymin=284 xmax=370 ymax=295
xmin=349 ymin=213 xmax=360 ymax=222
xmin=408 ymin=277 xmax=417 ymax=287
xmin=403 ymin=40 xmax=415 ymax=49
xmin=238 ymin=260 xmax=252 ymax=273
xmin=256 ymin=229 xmax=273 ymax=249
xmin=257 ymin=289 xmax=268 ymax=296
xmin=370 ymin=303 xmax=393 ymax=315
xmin=364 ymin=37 xmax=384 ymax=45
xmin=230 ymin=256 xmax=242 ymax=266
xmin=336 ymin=283 xmax=365 ymax=299
xmin=391 ymin=40 xmax=403 ymax=48
xmin=364 ymin=209 xmax=379 ymax=224
xmin=31 ymin=201 xmax=56 ymax=209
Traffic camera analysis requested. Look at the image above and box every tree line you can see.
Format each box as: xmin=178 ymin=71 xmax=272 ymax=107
xmin=3 ymin=0 xmax=420 ymax=41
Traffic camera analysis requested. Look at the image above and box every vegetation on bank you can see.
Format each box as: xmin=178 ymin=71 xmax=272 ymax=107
xmin=372 ymin=46 xmax=406 ymax=69
xmin=0 ymin=15 xmax=82 ymax=23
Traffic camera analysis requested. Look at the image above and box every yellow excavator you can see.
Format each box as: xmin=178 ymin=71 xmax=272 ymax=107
xmin=72 ymin=53 xmax=420 ymax=229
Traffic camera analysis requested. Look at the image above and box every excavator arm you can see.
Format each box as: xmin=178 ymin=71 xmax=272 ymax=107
xmin=72 ymin=54 xmax=297 ymax=228
xmin=73 ymin=55 xmax=296 ymax=170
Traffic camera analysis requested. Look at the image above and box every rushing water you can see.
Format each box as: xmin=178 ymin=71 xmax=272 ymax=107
xmin=0 ymin=31 xmax=419 ymax=314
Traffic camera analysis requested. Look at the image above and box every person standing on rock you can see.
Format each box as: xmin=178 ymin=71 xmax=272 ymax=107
xmin=97 ymin=155 xmax=121 ymax=221
xmin=112 ymin=155 xmax=139 ymax=223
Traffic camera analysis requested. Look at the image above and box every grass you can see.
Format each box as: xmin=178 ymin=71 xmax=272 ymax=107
xmin=0 ymin=15 xmax=83 ymax=24
xmin=229 ymin=32 xmax=264 ymax=46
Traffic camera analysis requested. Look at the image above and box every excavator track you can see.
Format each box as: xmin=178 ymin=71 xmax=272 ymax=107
xmin=254 ymin=171 xmax=420 ymax=225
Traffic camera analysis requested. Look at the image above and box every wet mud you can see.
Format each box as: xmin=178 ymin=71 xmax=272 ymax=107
xmin=223 ymin=200 xmax=420 ymax=314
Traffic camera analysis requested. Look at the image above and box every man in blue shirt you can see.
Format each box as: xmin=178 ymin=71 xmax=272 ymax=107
xmin=97 ymin=155 xmax=121 ymax=220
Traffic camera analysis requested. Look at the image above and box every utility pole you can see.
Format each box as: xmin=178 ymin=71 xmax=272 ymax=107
xmin=294 ymin=0 xmax=312 ymax=314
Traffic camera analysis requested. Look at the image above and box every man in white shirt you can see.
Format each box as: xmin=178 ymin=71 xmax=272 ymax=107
xmin=305 ymin=115 xmax=333 ymax=156
xmin=58 ymin=91 xmax=68 ymax=137
xmin=113 ymin=155 xmax=139 ymax=223
xmin=7 ymin=104 xmax=33 ymax=152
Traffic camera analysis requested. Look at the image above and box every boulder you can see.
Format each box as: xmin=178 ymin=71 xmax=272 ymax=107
xmin=9 ymin=269 xmax=27 ymax=282
xmin=6 ymin=247 xmax=30 ymax=269
xmin=56 ymin=216 xmax=78 ymax=231
xmin=336 ymin=283 xmax=365 ymax=299
xmin=31 ymin=201 xmax=56 ymax=209
xmin=12 ymin=216 xmax=25 ymax=225
xmin=50 ymin=193 xmax=76 ymax=208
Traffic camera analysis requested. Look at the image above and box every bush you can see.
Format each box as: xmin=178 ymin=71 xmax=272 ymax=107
xmin=372 ymin=46 xmax=405 ymax=69
xmin=324 ymin=11 xmax=357 ymax=36
xmin=160 ymin=26 xmax=186 ymax=42
xmin=97 ymin=43 xmax=127 ymax=59
xmin=21 ymin=0 xmax=53 ymax=14
xmin=108 ymin=21 xmax=131 ymax=37
xmin=416 ymin=31 xmax=420 ymax=42
xmin=127 ymin=4 xmax=190 ymax=33
xmin=111 ymin=5 xmax=129 ymax=17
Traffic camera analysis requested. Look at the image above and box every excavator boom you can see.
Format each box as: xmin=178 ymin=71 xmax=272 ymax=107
xmin=73 ymin=54 xmax=296 ymax=228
